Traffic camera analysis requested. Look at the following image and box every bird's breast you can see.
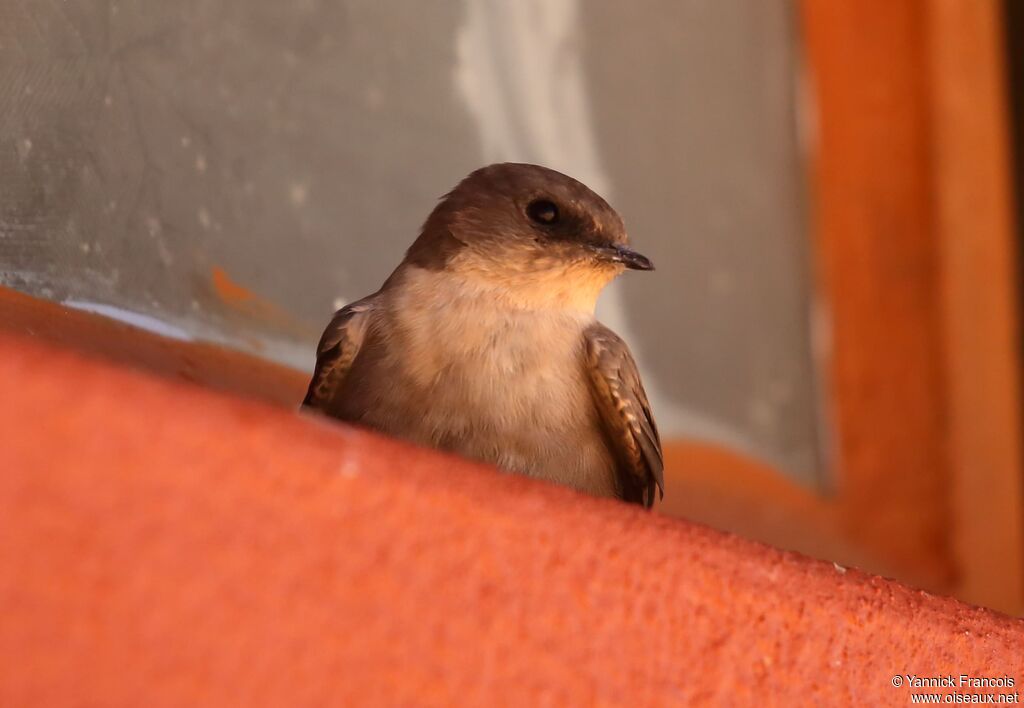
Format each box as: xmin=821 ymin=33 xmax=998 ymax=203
xmin=395 ymin=297 xmax=593 ymax=427
xmin=363 ymin=274 xmax=614 ymax=495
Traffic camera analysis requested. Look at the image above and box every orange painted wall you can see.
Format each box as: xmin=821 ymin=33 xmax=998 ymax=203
xmin=1 ymin=331 xmax=1021 ymax=706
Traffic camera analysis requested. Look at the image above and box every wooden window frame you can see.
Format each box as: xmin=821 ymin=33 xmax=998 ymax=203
xmin=660 ymin=1 xmax=1024 ymax=614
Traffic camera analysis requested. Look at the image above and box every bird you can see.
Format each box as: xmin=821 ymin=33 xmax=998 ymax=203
xmin=302 ymin=163 xmax=663 ymax=507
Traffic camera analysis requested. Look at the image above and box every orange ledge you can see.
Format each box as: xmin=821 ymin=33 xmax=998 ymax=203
xmin=1 ymin=331 xmax=1021 ymax=706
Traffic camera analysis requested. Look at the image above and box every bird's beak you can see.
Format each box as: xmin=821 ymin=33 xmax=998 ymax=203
xmin=591 ymin=244 xmax=655 ymax=271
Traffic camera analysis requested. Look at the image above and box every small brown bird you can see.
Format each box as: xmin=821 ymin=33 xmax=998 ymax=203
xmin=303 ymin=163 xmax=663 ymax=507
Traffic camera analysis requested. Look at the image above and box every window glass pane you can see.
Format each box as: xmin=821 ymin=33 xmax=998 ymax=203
xmin=0 ymin=0 xmax=823 ymax=485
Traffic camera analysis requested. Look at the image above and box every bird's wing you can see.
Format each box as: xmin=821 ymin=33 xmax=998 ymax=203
xmin=302 ymin=296 xmax=377 ymax=411
xmin=583 ymin=323 xmax=664 ymax=508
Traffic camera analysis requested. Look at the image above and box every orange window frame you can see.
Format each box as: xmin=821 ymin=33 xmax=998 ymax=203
xmin=660 ymin=1 xmax=1024 ymax=615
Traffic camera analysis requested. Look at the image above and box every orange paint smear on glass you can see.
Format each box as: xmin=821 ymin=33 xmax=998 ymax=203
xmin=208 ymin=266 xmax=316 ymax=340
xmin=211 ymin=267 xmax=258 ymax=305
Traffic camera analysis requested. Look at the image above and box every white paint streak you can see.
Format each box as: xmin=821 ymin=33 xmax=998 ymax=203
xmin=62 ymin=299 xmax=312 ymax=372
xmin=455 ymin=0 xmax=608 ymax=193
xmin=63 ymin=300 xmax=194 ymax=341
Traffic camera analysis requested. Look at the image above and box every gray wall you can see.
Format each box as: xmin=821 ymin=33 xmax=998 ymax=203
xmin=0 ymin=0 xmax=826 ymax=486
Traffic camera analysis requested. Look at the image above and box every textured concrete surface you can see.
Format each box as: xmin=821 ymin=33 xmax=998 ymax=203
xmin=1 ymin=332 xmax=1021 ymax=707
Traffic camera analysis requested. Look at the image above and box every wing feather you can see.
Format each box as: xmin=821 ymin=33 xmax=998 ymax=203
xmin=583 ymin=324 xmax=664 ymax=508
xmin=301 ymin=296 xmax=376 ymax=411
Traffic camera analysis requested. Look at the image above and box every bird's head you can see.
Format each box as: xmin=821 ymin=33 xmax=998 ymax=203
xmin=405 ymin=163 xmax=653 ymax=312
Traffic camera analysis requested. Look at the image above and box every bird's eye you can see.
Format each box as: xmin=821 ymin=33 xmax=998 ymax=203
xmin=526 ymin=199 xmax=559 ymax=226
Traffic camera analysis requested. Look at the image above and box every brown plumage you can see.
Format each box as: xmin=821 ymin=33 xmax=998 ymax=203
xmin=303 ymin=163 xmax=663 ymax=507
